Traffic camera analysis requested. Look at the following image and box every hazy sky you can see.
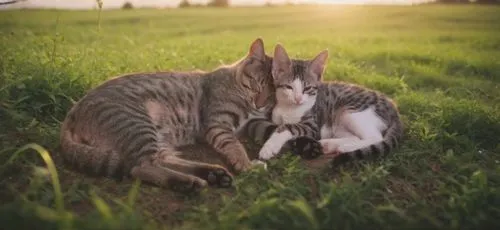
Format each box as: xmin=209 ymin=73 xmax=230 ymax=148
xmin=1 ymin=0 xmax=434 ymax=9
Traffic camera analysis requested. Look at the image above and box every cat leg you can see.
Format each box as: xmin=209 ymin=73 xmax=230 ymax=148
xmin=259 ymin=107 xmax=320 ymax=160
xmin=158 ymin=154 xmax=233 ymax=188
xmin=290 ymin=124 xmax=359 ymax=159
xmin=336 ymin=137 xmax=382 ymax=153
xmin=333 ymin=108 xmax=385 ymax=154
xmin=128 ymin=147 xmax=212 ymax=192
xmin=258 ymin=127 xmax=294 ymax=160
xmin=205 ymin=125 xmax=253 ymax=173
xmin=284 ymin=122 xmax=361 ymax=160
xmin=319 ymin=136 xmax=362 ymax=155
xmin=245 ymin=117 xmax=321 ymax=160
xmin=130 ymin=163 xmax=208 ymax=193
xmin=258 ymin=121 xmax=319 ymax=160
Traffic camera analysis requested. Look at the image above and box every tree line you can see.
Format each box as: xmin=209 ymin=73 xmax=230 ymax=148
xmin=179 ymin=0 xmax=229 ymax=8
xmin=435 ymin=0 xmax=499 ymax=4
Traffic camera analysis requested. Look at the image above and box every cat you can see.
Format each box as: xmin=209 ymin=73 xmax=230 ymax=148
xmin=246 ymin=44 xmax=403 ymax=166
xmin=59 ymin=38 xmax=274 ymax=192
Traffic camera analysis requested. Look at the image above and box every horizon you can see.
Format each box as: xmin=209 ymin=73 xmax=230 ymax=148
xmin=0 ymin=0 xmax=436 ymax=10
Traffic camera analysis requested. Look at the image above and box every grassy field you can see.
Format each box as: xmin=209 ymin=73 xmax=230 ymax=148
xmin=1 ymin=4 xmax=500 ymax=230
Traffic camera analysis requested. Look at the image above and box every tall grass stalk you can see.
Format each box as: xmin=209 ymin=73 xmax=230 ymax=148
xmin=3 ymin=143 xmax=71 ymax=228
xmin=96 ymin=0 xmax=103 ymax=31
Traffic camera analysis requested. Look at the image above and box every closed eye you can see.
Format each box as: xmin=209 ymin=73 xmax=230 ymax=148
xmin=278 ymin=84 xmax=293 ymax=90
xmin=303 ymin=86 xmax=317 ymax=93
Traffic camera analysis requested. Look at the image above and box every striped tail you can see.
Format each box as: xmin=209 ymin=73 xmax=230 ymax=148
xmin=59 ymin=129 xmax=125 ymax=180
xmin=331 ymin=116 xmax=404 ymax=167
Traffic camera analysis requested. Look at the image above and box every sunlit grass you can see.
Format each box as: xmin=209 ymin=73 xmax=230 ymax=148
xmin=1 ymin=4 xmax=499 ymax=230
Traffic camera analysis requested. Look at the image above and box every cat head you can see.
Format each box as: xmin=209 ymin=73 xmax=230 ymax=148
xmin=271 ymin=44 xmax=328 ymax=107
xmin=235 ymin=38 xmax=274 ymax=109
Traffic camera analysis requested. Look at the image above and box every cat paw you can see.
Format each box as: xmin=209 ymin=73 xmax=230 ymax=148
xmin=229 ymin=156 xmax=252 ymax=173
xmin=172 ymin=178 xmax=207 ymax=193
xmin=207 ymin=168 xmax=233 ymax=188
xmin=289 ymin=136 xmax=324 ymax=160
xmin=258 ymin=144 xmax=280 ymax=160
xmin=319 ymin=139 xmax=340 ymax=155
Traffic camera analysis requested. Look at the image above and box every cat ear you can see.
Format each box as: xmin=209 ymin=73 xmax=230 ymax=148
xmin=247 ymin=38 xmax=266 ymax=61
xmin=272 ymin=44 xmax=292 ymax=80
xmin=309 ymin=50 xmax=328 ymax=81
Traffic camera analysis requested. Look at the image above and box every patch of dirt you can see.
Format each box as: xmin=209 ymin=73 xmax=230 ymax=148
xmin=55 ymin=163 xmax=191 ymax=226
xmin=46 ymin=138 xmax=261 ymax=226
xmin=1 ymin=135 xmax=337 ymax=227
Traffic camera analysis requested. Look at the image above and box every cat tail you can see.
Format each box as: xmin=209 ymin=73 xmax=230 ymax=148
xmin=59 ymin=128 xmax=124 ymax=180
xmin=244 ymin=118 xmax=277 ymax=144
xmin=331 ymin=115 xmax=404 ymax=166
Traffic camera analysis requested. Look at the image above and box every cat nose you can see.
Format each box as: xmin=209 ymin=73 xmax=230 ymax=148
xmin=294 ymin=95 xmax=303 ymax=104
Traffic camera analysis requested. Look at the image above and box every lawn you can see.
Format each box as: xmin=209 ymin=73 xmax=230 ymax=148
xmin=1 ymin=4 xmax=500 ymax=230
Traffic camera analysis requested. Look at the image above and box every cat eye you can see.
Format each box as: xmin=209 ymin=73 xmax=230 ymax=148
xmin=304 ymin=86 xmax=315 ymax=91
xmin=278 ymin=84 xmax=293 ymax=90
xmin=303 ymin=86 xmax=318 ymax=94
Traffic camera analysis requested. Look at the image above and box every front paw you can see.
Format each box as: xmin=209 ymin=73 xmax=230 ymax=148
xmin=289 ymin=136 xmax=324 ymax=160
xmin=228 ymin=156 xmax=252 ymax=173
xmin=319 ymin=139 xmax=340 ymax=155
xmin=258 ymin=144 xmax=280 ymax=160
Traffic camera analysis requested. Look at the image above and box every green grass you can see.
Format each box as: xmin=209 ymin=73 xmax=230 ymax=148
xmin=1 ymin=4 xmax=500 ymax=230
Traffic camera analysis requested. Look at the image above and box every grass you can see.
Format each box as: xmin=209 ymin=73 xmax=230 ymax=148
xmin=1 ymin=4 xmax=500 ymax=230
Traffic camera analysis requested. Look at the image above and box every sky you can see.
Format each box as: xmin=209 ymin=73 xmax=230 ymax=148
xmin=0 ymin=0 xmax=435 ymax=9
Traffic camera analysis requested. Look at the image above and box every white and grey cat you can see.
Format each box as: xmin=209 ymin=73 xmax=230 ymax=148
xmin=246 ymin=44 xmax=403 ymax=165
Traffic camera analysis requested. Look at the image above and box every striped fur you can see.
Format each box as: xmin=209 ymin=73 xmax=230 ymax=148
xmin=59 ymin=38 xmax=274 ymax=191
xmin=313 ymin=82 xmax=403 ymax=166
xmin=247 ymin=44 xmax=403 ymax=166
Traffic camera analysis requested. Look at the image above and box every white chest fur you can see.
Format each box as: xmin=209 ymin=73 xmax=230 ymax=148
xmin=272 ymin=100 xmax=315 ymax=125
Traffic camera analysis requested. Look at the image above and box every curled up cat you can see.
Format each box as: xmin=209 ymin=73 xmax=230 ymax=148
xmin=59 ymin=38 xmax=274 ymax=192
xmin=246 ymin=44 xmax=404 ymax=166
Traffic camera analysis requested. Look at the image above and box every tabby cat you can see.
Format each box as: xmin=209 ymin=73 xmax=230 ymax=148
xmin=246 ymin=44 xmax=403 ymax=166
xmin=60 ymin=38 xmax=273 ymax=192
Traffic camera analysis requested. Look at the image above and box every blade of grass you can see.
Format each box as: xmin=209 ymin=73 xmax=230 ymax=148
xmin=4 ymin=143 xmax=64 ymax=213
xmin=3 ymin=143 xmax=73 ymax=229
xmin=127 ymin=179 xmax=141 ymax=207
xmin=90 ymin=190 xmax=114 ymax=221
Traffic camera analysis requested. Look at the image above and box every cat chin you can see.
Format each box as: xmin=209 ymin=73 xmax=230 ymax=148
xmin=279 ymin=100 xmax=314 ymax=108
xmin=276 ymin=97 xmax=310 ymax=106
xmin=281 ymin=102 xmax=303 ymax=107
